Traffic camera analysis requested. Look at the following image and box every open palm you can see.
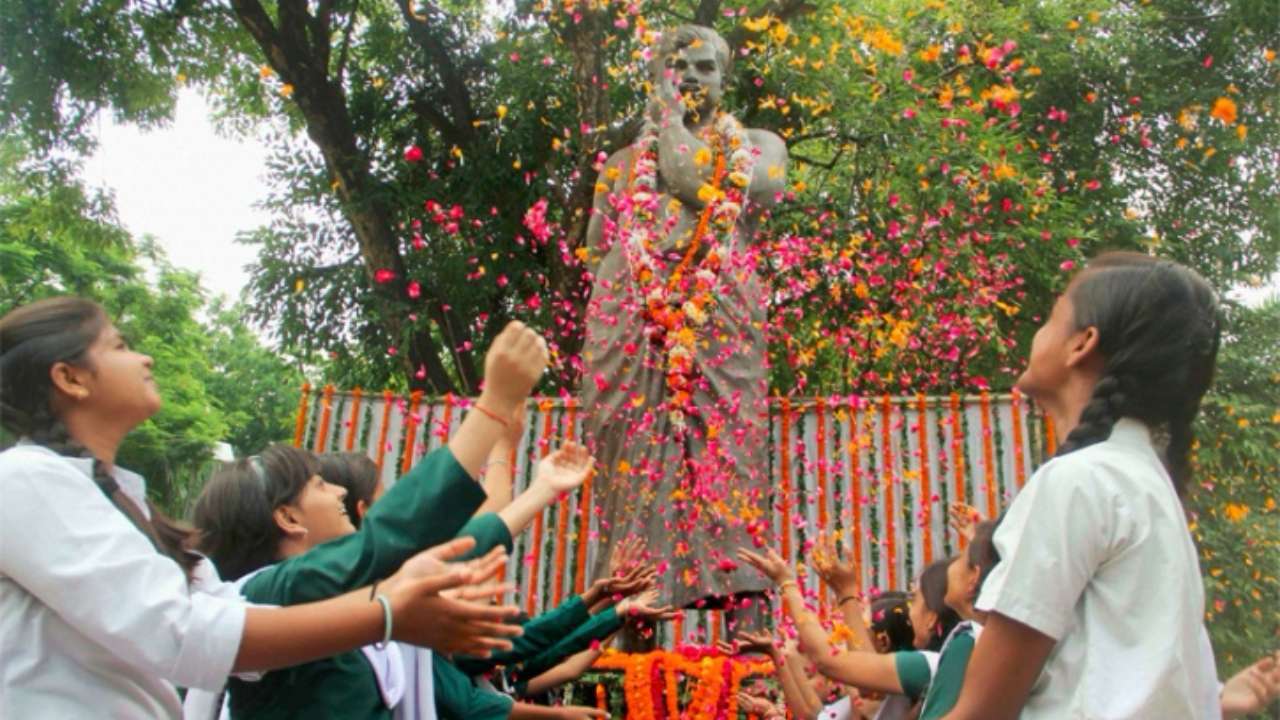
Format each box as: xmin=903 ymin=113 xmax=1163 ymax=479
xmin=534 ymin=441 xmax=595 ymax=493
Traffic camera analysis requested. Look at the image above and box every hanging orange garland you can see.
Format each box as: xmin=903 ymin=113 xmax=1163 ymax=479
xmin=526 ymin=400 xmax=555 ymax=616
xmin=314 ymin=384 xmax=336 ymax=453
xmin=979 ymin=391 xmax=997 ymax=520
xmin=949 ymin=393 xmax=967 ymax=550
xmin=916 ymin=393 xmax=933 ymax=564
xmin=593 ymin=649 xmax=773 ymax=719
xmin=1010 ymin=390 xmax=1027 ymax=489
xmin=552 ymin=400 xmax=578 ymax=607
xmin=1044 ymin=414 xmax=1057 ymax=457
xmin=373 ymin=389 xmax=394 ymax=474
xmin=879 ymin=395 xmax=896 ymax=591
xmin=344 ymin=387 xmax=363 ymax=451
xmin=399 ymin=390 xmax=423 ymax=475
xmin=778 ymin=397 xmax=794 ymax=564
xmin=847 ymin=397 xmax=863 ymax=584
xmin=292 ymin=382 xmax=311 ymax=447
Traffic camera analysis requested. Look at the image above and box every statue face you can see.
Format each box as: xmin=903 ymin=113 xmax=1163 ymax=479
xmin=664 ymin=41 xmax=724 ymax=122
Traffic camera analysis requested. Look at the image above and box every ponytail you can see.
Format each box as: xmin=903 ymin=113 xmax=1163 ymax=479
xmin=1054 ymin=253 xmax=1221 ymax=496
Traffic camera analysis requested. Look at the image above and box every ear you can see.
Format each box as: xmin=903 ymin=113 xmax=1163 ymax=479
xmin=49 ymin=360 xmax=93 ymax=402
xmin=272 ymin=505 xmax=309 ymax=540
xmin=355 ymin=498 xmax=370 ymax=522
xmin=1065 ymin=325 xmax=1102 ymax=370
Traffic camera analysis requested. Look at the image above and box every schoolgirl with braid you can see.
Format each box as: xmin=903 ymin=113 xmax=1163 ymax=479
xmin=942 ymin=253 xmax=1226 ymax=719
xmin=0 ymin=297 xmax=539 ymax=718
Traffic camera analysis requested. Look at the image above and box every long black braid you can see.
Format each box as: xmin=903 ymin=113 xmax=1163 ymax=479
xmin=1053 ymin=253 xmax=1221 ymax=497
xmin=1 ymin=297 xmax=199 ymax=578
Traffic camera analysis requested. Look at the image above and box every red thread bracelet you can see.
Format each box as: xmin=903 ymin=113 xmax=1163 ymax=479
xmin=473 ymin=403 xmax=510 ymax=428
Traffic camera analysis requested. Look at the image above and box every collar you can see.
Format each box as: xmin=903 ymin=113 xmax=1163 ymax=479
xmin=16 ymin=441 xmax=150 ymax=517
xmin=1107 ymin=417 xmax=1154 ymax=449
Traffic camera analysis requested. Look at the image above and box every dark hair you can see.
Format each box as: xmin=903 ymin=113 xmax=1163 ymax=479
xmin=967 ymin=520 xmax=1002 ymax=589
xmin=918 ymin=558 xmax=962 ymax=651
xmin=0 ymin=297 xmax=200 ymax=578
xmin=192 ymin=444 xmax=319 ymax=581
xmin=869 ymin=591 xmax=915 ymax=652
xmin=1057 ymin=252 xmax=1220 ymax=496
xmin=317 ymin=452 xmax=380 ymax=528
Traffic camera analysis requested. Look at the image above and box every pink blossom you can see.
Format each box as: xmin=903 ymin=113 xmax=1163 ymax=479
xmin=373 ymin=268 xmax=396 ymax=284
xmin=407 ymin=280 xmax=421 ymax=299
xmin=403 ymin=145 xmax=423 ymax=163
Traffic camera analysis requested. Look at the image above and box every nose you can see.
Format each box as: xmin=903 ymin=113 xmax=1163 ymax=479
xmin=141 ymin=353 xmax=154 ymax=368
xmin=326 ymin=481 xmax=348 ymax=501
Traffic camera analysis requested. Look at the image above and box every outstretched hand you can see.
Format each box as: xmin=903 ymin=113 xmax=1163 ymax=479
xmin=716 ymin=629 xmax=777 ymax=658
xmin=949 ymin=501 xmax=982 ymax=543
xmin=736 ymin=546 xmax=796 ymax=585
xmin=533 ymin=441 xmax=595 ymax=495
xmin=1221 ymin=651 xmax=1280 ymax=719
xmin=811 ymin=533 xmax=859 ymax=598
xmin=617 ymin=588 xmax=679 ymax=624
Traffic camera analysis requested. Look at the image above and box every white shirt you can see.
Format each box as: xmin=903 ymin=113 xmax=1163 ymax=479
xmin=0 ymin=445 xmax=246 ymax=719
xmin=976 ymin=419 xmax=1221 ymax=719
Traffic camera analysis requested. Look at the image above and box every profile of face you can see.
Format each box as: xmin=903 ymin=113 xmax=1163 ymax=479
xmin=1017 ymin=284 xmax=1099 ymax=408
xmin=55 ymin=322 xmax=162 ymax=429
xmin=660 ymin=39 xmax=724 ymax=122
xmin=908 ymin=585 xmax=938 ymax=649
xmin=279 ymin=474 xmax=357 ymax=547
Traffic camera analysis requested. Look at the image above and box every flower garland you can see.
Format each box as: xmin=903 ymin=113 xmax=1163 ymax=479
xmin=594 ymin=648 xmax=773 ymax=719
xmin=617 ymin=112 xmax=756 ymax=433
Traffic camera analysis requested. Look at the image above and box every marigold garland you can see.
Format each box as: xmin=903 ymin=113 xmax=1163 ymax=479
xmin=593 ymin=648 xmax=773 ymax=719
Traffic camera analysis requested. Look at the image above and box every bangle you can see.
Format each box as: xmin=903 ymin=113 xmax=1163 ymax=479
xmin=838 ymin=595 xmax=861 ymax=608
xmin=484 ymin=458 xmax=511 ymax=470
xmin=373 ymin=593 xmax=393 ymax=650
xmin=777 ymin=579 xmax=799 ymax=594
xmin=369 ymin=581 xmax=379 ymax=601
xmin=472 ymin=403 xmax=510 ymax=428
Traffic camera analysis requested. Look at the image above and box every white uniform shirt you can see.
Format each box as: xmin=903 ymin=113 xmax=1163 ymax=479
xmin=0 ymin=445 xmax=246 ymax=719
xmin=976 ymin=419 xmax=1221 ymax=719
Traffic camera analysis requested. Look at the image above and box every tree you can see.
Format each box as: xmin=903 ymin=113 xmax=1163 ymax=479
xmin=204 ymin=298 xmax=306 ymax=457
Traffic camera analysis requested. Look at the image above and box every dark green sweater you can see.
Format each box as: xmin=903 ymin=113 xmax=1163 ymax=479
xmin=227 ymin=447 xmax=506 ymax=720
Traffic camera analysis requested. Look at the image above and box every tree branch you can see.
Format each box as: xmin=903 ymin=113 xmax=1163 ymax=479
xmin=397 ymin=1 xmax=477 ymax=145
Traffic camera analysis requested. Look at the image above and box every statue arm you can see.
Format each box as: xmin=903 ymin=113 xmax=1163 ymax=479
xmin=656 ymin=120 xmax=715 ymax=209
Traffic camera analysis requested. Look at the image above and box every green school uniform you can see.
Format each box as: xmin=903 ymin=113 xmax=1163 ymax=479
xmin=894 ymin=621 xmax=980 ymax=720
xmin=454 ymin=596 xmax=623 ymax=697
xmin=226 ymin=448 xmax=503 ymax=720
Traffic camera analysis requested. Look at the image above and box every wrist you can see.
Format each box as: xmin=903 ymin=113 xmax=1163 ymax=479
xmin=475 ymin=391 xmax=521 ymax=421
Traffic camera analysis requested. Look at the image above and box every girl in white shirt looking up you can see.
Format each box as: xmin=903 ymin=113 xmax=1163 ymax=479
xmin=943 ymin=252 xmax=1227 ymax=719
xmin=0 ymin=297 xmax=542 ymax=718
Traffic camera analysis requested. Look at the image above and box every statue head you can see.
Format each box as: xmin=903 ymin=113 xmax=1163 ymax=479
xmin=653 ymin=25 xmax=731 ymax=123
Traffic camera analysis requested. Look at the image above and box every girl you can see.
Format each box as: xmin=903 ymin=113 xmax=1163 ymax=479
xmin=194 ymin=436 xmax=619 ymax=719
xmin=317 ymin=451 xmax=383 ymax=528
xmin=0 ymin=297 xmax=537 ymax=718
xmin=738 ymin=523 xmax=998 ymax=720
xmin=944 ymin=253 xmax=1225 ymax=719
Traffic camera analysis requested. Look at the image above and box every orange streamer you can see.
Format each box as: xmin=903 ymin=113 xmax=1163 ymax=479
xmin=344 ymin=387 xmax=363 ymax=451
xmin=980 ymin=391 xmax=997 ymax=520
xmin=313 ymin=384 xmax=335 ymax=454
xmin=916 ymin=394 xmax=933 ymax=565
xmin=552 ymin=401 xmax=578 ymax=607
xmin=949 ymin=393 xmax=967 ymax=550
xmin=595 ymin=683 xmax=607 ymax=712
xmin=815 ymin=397 xmax=829 ymax=614
xmin=778 ymin=398 xmax=793 ymax=564
xmin=1044 ymin=414 xmax=1058 ymax=457
xmin=374 ymin=390 xmax=393 ymax=475
xmin=526 ymin=402 xmax=555 ymax=616
xmin=292 ymin=382 xmax=311 ymax=447
xmin=847 ymin=398 xmax=863 ymax=584
xmin=399 ymin=391 xmax=423 ymax=474
xmin=880 ymin=395 xmax=896 ymax=591
xmin=1008 ymin=386 xmax=1029 ymax=486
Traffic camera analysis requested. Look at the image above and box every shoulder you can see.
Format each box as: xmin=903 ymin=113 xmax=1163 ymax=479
xmin=747 ymin=127 xmax=785 ymax=152
xmin=0 ymin=445 xmax=89 ymax=489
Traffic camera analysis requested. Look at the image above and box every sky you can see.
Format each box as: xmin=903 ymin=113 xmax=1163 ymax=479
xmin=83 ymin=88 xmax=270 ymax=304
